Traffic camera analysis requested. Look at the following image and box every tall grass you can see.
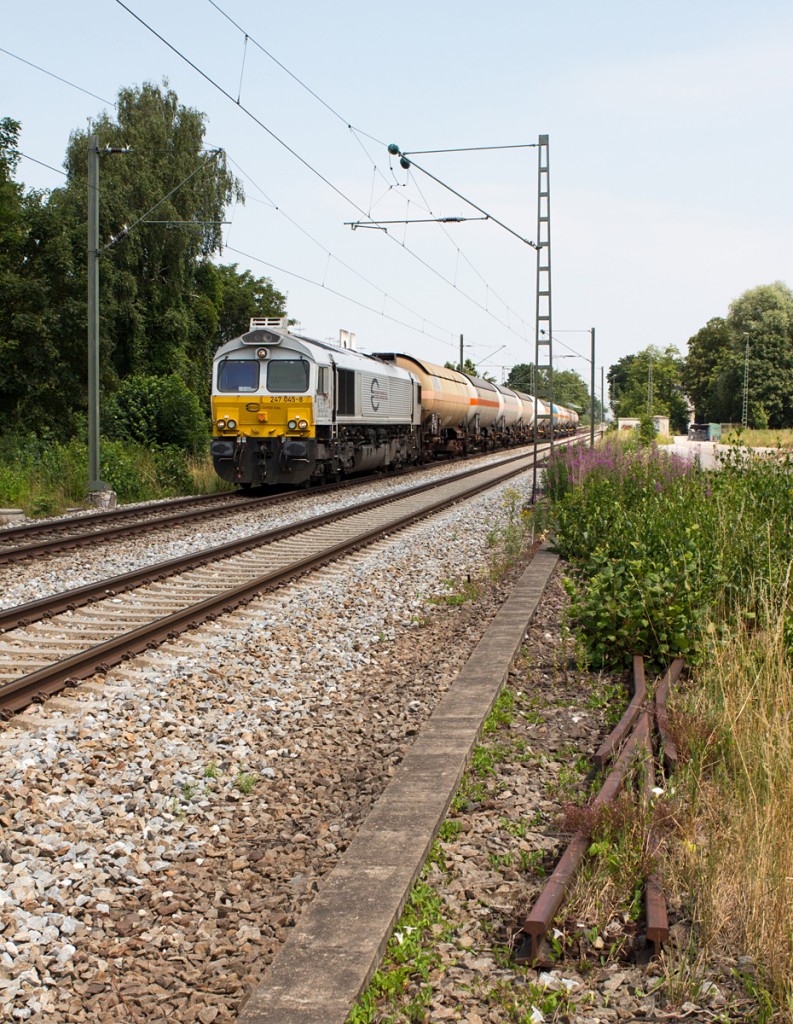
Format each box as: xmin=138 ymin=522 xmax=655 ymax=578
xmin=680 ymin=583 xmax=793 ymax=1014
xmin=0 ymin=434 xmax=228 ymax=516
xmin=548 ymin=435 xmax=793 ymax=1014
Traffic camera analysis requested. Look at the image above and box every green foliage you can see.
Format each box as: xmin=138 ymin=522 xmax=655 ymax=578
xmin=682 ymin=317 xmax=733 ymax=423
xmin=233 ymin=772 xmax=258 ymax=794
xmin=682 ymin=282 xmax=793 ymax=428
xmin=506 ymin=362 xmax=596 ymax=416
xmin=0 ymin=87 xmax=286 ymax=438
xmin=548 ymin=439 xmax=793 ymax=670
xmin=608 ymin=346 xmax=689 ymax=433
xmin=346 ymin=880 xmax=452 ymax=1023
xmin=637 ymin=414 xmax=657 ymax=447
xmin=104 ymin=373 xmax=208 ymax=452
xmin=444 ymin=356 xmax=494 ymax=381
xmin=0 ymin=431 xmax=211 ymax=511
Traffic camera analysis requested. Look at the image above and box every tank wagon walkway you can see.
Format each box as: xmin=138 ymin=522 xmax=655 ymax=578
xmin=237 ymin=545 xmax=559 ymax=1023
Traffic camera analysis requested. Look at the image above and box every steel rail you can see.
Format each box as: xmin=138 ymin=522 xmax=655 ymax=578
xmin=0 ymin=447 xmax=549 ymax=635
xmin=515 ymin=657 xmax=685 ymax=966
xmin=0 ymin=432 xmax=598 ymax=565
xmin=0 ymin=445 xmax=559 ymax=718
xmin=594 ymin=654 xmax=646 ymax=766
xmin=0 ymin=488 xmax=239 ymax=543
xmin=641 ymin=714 xmax=669 ymax=954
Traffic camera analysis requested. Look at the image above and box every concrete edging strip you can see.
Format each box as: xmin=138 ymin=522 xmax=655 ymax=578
xmin=237 ymin=542 xmax=560 ymax=1024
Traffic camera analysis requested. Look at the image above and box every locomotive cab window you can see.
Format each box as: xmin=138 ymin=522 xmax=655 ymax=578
xmin=217 ymin=359 xmax=260 ymax=392
xmin=267 ymin=358 xmax=310 ymax=393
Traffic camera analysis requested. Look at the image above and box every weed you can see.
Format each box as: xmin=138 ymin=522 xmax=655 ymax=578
xmin=438 ymin=820 xmax=462 ymax=843
xmin=203 ymin=761 xmax=220 ymax=779
xmin=233 ymin=771 xmax=258 ymax=794
xmin=346 ymin=876 xmax=453 ymax=1023
xmin=483 ymin=688 xmax=516 ymax=733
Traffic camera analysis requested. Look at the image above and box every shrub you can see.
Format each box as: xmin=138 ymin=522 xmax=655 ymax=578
xmin=105 ymin=374 xmax=209 ymax=452
xmin=548 ymin=440 xmax=793 ymax=669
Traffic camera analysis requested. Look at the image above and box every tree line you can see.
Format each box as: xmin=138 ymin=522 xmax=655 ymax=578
xmin=0 ymin=83 xmax=285 ymax=451
xmin=3 ymin=81 xmax=791 ymax=455
xmin=607 ymin=282 xmax=793 ymax=432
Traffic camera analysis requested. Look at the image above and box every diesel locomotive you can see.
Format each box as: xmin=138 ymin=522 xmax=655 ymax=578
xmin=210 ymin=318 xmax=579 ymax=488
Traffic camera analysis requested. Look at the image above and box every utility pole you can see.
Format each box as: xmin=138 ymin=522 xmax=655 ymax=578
xmin=87 ymin=136 xmax=127 ymax=504
xmin=601 ymin=366 xmax=605 ymax=427
xmin=741 ymin=335 xmax=750 ymax=429
xmin=647 ymin=358 xmax=654 ymax=417
xmin=87 ymin=136 xmax=110 ymax=499
xmin=589 ymin=327 xmax=595 ymax=448
xmin=459 ymin=334 xmax=464 ymax=373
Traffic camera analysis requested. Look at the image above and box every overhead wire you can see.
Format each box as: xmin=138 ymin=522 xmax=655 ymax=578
xmin=0 ymin=46 xmax=117 ymax=107
xmin=115 ymin=0 xmax=534 ymax=352
xmin=225 ymin=244 xmax=450 ymax=344
xmin=6 ymin=0 xmax=533 ymax=365
xmin=408 ymin=172 xmax=532 ymax=340
xmin=14 ymin=151 xmax=67 ymax=177
xmin=221 ymin=152 xmax=454 ymax=342
xmin=5 ymin=27 xmax=457 ymax=350
xmin=204 ymin=0 xmax=386 ymax=146
xmin=196 ymin=0 xmax=537 ymax=350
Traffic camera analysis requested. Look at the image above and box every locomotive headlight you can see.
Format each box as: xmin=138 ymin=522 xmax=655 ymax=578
xmin=287 ymin=419 xmax=298 ymax=430
xmin=297 ymin=419 xmax=308 ymax=430
xmin=226 ymin=418 xmax=237 ymax=429
xmin=216 ymin=418 xmax=227 ymax=429
xmin=256 ymin=347 xmax=268 ymax=359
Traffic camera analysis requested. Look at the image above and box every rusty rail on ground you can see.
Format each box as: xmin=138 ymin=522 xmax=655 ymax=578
xmin=515 ymin=656 xmax=685 ymax=966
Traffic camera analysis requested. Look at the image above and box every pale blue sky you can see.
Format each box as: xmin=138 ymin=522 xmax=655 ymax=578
xmin=4 ymin=1 xmax=792 ymax=384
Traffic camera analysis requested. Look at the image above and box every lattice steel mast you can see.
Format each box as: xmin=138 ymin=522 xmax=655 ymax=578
xmin=531 ymin=135 xmax=553 ymax=501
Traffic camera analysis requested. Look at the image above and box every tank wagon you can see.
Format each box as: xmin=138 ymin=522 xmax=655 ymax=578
xmin=210 ymin=320 xmax=580 ymax=488
xmin=374 ymin=354 xmax=537 ymax=454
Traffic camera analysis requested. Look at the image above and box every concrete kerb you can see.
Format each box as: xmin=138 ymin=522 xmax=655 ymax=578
xmin=237 ymin=543 xmax=560 ymax=1024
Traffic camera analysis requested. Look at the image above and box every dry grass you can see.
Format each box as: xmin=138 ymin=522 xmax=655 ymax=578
xmin=187 ymin=454 xmax=235 ymax=493
xmin=722 ymin=427 xmax=793 ymax=449
xmin=674 ymin=583 xmax=793 ymax=1016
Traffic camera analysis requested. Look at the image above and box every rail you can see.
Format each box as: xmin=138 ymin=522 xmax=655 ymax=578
xmin=514 ymin=656 xmax=685 ymax=965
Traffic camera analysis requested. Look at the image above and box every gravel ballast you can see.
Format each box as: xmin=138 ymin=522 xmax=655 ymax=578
xmin=0 ymin=470 xmax=741 ymax=1023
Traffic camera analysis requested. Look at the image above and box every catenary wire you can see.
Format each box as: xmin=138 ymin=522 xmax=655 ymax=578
xmin=222 ymin=153 xmax=455 ymax=344
xmin=0 ymin=46 xmax=117 ymax=107
xmin=115 ymin=1 xmax=536 ymax=352
xmin=14 ymin=151 xmax=67 ymax=177
xmin=225 ymin=244 xmax=450 ymax=345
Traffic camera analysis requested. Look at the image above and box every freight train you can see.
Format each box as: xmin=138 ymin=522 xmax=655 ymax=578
xmin=210 ymin=318 xmax=579 ymax=488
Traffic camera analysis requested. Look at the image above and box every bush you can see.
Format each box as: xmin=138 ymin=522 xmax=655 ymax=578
xmin=105 ymin=374 xmax=209 ymax=452
xmin=548 ymin=440 xmax=793 ymax=669
xmin=0 ymin=431 xmax=210 ymax=514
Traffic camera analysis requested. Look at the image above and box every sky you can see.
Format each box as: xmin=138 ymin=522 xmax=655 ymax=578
xmin=3 ymin=0 xmax=793 ymax=391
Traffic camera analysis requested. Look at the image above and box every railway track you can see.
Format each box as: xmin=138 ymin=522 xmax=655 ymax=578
xmin=0 ymin=489 xmax=253 ymax=565
xmin=0 ymin=435 xmax=597 ymax=566
xmin=0 ymin=443 xmax=563 ymax=718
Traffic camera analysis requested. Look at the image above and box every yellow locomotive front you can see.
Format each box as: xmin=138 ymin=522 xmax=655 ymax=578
xmin=211 ymin=321 xmax=318 ymax=487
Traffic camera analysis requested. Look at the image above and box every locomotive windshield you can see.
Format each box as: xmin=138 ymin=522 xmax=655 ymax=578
xmin=267 ymin=358 xmax=310 ymax=393
xmin=217 ymin=359 xmax=259 ymax=393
